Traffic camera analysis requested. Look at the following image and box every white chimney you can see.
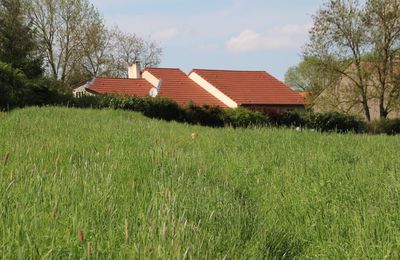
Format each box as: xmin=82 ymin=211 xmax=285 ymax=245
xmin=128 ymin=62 xmax=141 ymax=79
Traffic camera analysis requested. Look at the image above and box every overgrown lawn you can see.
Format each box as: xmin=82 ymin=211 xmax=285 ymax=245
xmin=0 ymin=107 xmax=399 ymax=258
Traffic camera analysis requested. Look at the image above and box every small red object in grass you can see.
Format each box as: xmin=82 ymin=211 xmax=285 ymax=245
xmin=79 ymin=230 xmax=84 ymax=244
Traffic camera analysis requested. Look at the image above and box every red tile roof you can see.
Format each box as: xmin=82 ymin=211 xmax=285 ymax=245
xmin=298 ymin=91 xmax=310 ymax=104
xmin=190 ymin=69 xmax=307 ymax=106
xmin=87 ymin=78 xmax=153 ymax=96
xmin=144 ymin=68 xmax=226 ymax=107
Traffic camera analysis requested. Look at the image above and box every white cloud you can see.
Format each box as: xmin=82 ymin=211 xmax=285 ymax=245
xmin=150 ymin=28 xmax=179 ymax=42
xmin=226 ymin=24 xmax=311 ymax=53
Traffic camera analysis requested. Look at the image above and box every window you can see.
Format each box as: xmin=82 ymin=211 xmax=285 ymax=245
xmin=75 ymin=91 xmax=85 ymax=98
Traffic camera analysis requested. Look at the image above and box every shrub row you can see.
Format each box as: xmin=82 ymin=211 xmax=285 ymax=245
xmin=71 ymin=95 xmax=400 ymax=134
xmin=268 ymin=110 xmax=368 ymax=134
xmin=369 ymin=119 xmax=400 ymax=135
xmin=70 ymin=95 xmax=269 ymax=128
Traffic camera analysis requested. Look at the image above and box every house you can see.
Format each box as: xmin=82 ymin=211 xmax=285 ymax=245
xmin=189 ymin=69 xmax=307 ymax=113
xmin=73 ymin=78 xmax=153 ymax=97
xmin=73 ymin=63 xmax=307 ymax=112
xmin=141 ymin=68 xmax=226 ymax=107
xmin=312 ymin=63 xmax=400 ymax=121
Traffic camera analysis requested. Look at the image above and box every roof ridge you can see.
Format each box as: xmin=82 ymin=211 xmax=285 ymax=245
xmin=145 ymin=67 xmax=182 ymax=71
xmin=95 ymin=77 xmax=147 ymax=80
xmin=192 ymin=68 xmax=267 ymax=73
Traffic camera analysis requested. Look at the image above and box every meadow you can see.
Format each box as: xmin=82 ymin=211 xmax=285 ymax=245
xmin=0 ymin=107 xmax=399 ymax=258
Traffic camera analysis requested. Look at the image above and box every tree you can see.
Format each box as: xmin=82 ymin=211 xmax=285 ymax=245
xmin=0 ymin=0 xmax=43 ymax=78
xmin=284 ymin=56 xmax=340 ymax=93
xmin=29 ymin=0 xmax=162 ymax=84
xmin=110 ymin=28 xmax=162 ymax=77
xmin=0 ymin=61 xmax=25 ymax=108
xmin=305 ymin=0 xmax=373 ymax=121
xmin=305 ymin=0 xmax=400 ymax=121
xmin=79 ymin=17 xmax=113 ymax=78
xmin=29 ymin=0 xmax=103 ymax=84
xmin=365 ymin=0 xmax=400 ymax=118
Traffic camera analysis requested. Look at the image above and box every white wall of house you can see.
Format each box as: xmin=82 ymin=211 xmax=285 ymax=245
xmin=188 ymin=72 xmax=238 ymax=108
xmin=142 ymin=71 xmax=160 ymax=87
xmin=73 ymin=85 xmax=95 ymax=98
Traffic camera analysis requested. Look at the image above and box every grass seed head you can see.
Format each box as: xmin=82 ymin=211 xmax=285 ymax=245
xmin=3 ymin=152 xmax=9 ymax=166
xmin=51 ymin=201 xmax=58 ymax=218
xmin=88 ymin=241 xmax=92 ymax=257
xmin=78 ymin=230 xmax=84 ymax=244
xmin=105 ymin=144 xmax=112 ymax=156
xmin=125 ymin=219 xmax=129 ymax=241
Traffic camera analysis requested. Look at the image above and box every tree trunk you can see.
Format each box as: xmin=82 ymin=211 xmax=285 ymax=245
xmin=379 ymin=96 xmax=388 ymax=119
xmin=361 ymin=93 xmax=371 ymax=122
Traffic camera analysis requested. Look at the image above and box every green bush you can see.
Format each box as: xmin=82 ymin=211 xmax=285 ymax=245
xmin=0 ymin=61 xmax=71 ymax=109
xmin=309 ymin=112 xmax=367 ymax=133
xmin=0 ymin=61 xmax=28 ymax=109
xmin=369 ymin=119 xmax=400 ymax=135
xmin=71 ymin=95 xmax=269 ymax=128
xmin=224 ymin=108 xmax=269 ymax=128
xmin=280 ymin=110 xmax=306 ymax=127
xmin=272 ymin=110 xmax=310 ymax=127
xmin=142 ymin=97 xmax=185 ymax=122
xmin=25 ymin=78 xmax=72 ymax=106
xmin=71 ymin=95 xmax=102 ymax=108
xmin=185 ymin=104 xmax=225 ymax=127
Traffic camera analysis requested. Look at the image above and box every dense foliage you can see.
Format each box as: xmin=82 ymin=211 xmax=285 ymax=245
xmin=309 ymin=112 xmax=367 ymax=134
xmin=71 ymin=95 xmax=268 ymax=128
xmin=0 ymin=0 xmax=43 ymax=78
xmin=0 ymin=61 xmax=28 ymax=108
xmin=0 ymin=61 xmax=71 ymax=110
xmin=267 ymin=110 xmax=367 ymax=134
xmin=369 ymin=118 xmax=400 ymax=135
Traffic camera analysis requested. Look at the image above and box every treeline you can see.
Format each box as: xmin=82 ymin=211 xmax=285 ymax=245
xmin=285 ymin=0 xmax=400 ymax=121
xmin=0 ymin=0 xmax=162 ymax=109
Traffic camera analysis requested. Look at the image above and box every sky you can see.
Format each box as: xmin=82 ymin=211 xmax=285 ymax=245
xmin=91 ymin=0 xmax=323 ymax=80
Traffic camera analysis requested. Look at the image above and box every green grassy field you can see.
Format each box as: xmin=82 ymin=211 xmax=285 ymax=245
xmin=0 ymin=107 xmax=399 ymax=259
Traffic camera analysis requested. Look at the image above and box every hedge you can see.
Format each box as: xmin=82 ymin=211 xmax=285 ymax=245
xmin=72 ymin=95 xmax=400 ymax=135
xmin=369 ymin=119 xmax=400 ymax=135
xmin=308 ymin=112 xmax=367 ymax=134
xmin=70 ymin=94 xmax=269 ymax=128
xmin=266 ymin=110 xmax=367 ymax=133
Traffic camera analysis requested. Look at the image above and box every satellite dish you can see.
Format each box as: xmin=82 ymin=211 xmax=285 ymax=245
xmin=149 ymin=79 xmax=163 ymax=98
xmin=149 ymin=87 xmax=159 ymax=97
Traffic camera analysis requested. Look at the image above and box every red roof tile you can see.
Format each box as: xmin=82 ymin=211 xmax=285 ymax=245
xmin=190 ymin=69 xmax=307 ymax=106
xmin=88 ymin=78 xmax=153 ymax=96
xmin=298 ymin=91 xmax=310 ymax=104
xmin=144 ymin=68 xmax=227 ymax=107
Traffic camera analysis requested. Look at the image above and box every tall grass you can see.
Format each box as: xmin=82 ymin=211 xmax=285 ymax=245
xmin=0 ymin=107 xmax=399 ymax=258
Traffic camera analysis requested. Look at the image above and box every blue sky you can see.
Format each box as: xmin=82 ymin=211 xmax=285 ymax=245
xmin=92 ymin=0 xmax=323 ymax=80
